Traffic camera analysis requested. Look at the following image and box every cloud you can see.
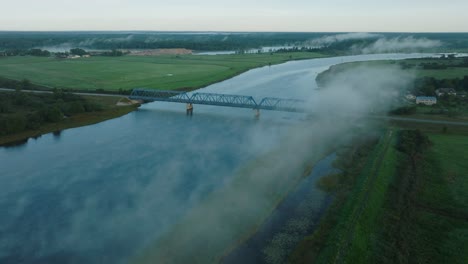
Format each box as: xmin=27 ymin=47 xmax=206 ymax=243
xmin=103 ymin=35 xmax=134 ymax=43
xmin=133 ymin=63 xmax=415 ymax=264
xmin=308 ymin=32 xmax=382 ymax=47
xmin=309 ymin=64 xmax=413 ymax=115
xmin=356 ymin=36 xmax=442 ymax=54
xmin=307 ymin=33 xmax=442 ymax=54
xmin=0 ymin=58 xmax=416 ymax=264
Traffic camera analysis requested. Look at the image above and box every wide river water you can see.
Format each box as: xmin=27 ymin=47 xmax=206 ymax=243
xmin=0 ymin=54 xmax=430 ymax=263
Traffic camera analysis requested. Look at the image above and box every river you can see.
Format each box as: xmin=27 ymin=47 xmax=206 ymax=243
xmin=0 ymin=53 xmax=431 ymax=264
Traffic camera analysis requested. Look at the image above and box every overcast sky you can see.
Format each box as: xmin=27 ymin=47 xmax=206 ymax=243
xmin=1 ymin=0 xmax=467 ymax=32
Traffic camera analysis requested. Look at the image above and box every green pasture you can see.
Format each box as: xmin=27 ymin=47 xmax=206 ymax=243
xmin=306 ymin=128 xmax=468 ymax=263
xmin=0 ymin=52 xmax=325 ymax=91
xmin=427 ymin=133 xmax=468 ymax=211
xmin=319 ymin=58 xmax=468 ymax=80
xmin=314 ymin=129 xmax=398 ymax=263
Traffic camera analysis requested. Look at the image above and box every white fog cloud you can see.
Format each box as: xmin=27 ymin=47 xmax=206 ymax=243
xmin=357 ymin=36 xmax=442 ymax=54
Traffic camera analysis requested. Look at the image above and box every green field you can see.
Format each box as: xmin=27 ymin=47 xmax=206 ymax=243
xmin=311 ymin=129 xmax=400 ymax=263
xmin=317 ymin=58 xmax=468 ymax=82
xmin=427 ymin=133 xmax=468 ymax=212
xmin=402 ymin=58 xmax=468 ymax=79
xmin=376 ymin=131 xmax=468 ymax=264
xmin=291 ymin=124 xmax=468 ymax=263
xmin=0 ymin=52 xmax=326 ymax=91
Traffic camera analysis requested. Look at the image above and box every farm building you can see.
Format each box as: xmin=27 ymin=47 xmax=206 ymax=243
xmin=435 ymin=88 xmax=457 ymax=97
xmin=416 ymin=96 xmax=437 ymax=105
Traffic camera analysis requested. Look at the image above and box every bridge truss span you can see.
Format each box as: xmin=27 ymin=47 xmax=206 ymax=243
xmin=129 ymin=88 xmax=308 ymax=113
xmin=258 ymin=97 xmax=307 ymax=112
xmin=129 ymin=89 xmax=190 ymax=103
xmin=190 ymin=92 xmax=258 ymax=109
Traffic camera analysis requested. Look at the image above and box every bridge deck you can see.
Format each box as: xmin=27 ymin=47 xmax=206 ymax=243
xmin=129 ymin=88 xmax=308 ymax=112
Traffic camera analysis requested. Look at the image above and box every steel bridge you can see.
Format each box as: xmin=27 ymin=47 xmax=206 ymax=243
xmin=129 ymin=88 xmax=308 ymax=113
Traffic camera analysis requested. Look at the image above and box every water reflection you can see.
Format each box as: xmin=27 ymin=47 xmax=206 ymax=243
xmin=0 ymin=54 xmax=432 ymax=263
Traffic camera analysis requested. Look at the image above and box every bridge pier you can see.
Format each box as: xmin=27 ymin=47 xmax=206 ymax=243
xmin=254 ymin=109 xmax=260 ymax=119
xmin=186 ymin=103 xmax=193 ymax=116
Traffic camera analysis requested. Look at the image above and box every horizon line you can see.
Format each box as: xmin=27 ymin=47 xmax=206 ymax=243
xmin=1 ymin=30 xmax=468 ymax=34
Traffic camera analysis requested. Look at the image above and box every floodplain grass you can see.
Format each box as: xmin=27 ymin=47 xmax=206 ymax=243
xmin=310 ymin=129 xmax=397 ymax=263
xmin=289 ymin=129 xmax=387 ymax=264
xmin=292 ymin=123 xmax=468 ymax=263
xmin=426 ymin=133 xmax=468 ymax=213
xmin=373 ymin=131 xmax=468 ymax=264
xmin=0 ymin=52 xmax=326 ymax=91
xmin=317 ymin=58 xmax=468 ymax=81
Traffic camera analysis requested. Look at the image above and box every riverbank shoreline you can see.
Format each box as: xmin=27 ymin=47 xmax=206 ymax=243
xmin=0 ymin=97 xmax=138 ymax=147
xmin=221 ymin=153 xmax=338 ymax=264
xmin=0 ymin=53 xmax=331 ymax=147
xmin=218 ymin=154 xmax=325 ymax=262
xmin=289 ymin=129 xmax=392 ymax=263
xmin=133 ymin=116 xmax=351 ymax=264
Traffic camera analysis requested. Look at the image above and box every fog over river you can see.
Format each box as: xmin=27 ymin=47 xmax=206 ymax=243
xmin=0 ymin=53 xmax=430 ymax=263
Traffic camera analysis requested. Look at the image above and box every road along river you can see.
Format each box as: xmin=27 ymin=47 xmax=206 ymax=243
xmin=0 ymin=54 xmax=431 ymax=264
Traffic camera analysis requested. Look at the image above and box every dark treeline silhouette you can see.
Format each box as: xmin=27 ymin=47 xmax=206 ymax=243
xmin=1 ymin=32 xmax=467 ymax=52
xmin=0 ymin=89 xmax=102 ymax=136
xmin=414 ymin=75 xmax=468 ymax=95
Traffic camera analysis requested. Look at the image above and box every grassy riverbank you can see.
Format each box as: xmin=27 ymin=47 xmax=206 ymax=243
xmin=317 ymin=57 xmax=468 ymax=83
xmin=0 ymin=52 xmax=326 ymax=91
xmin=291 ymin=56 xmax=468 ymax=262
xmin=291 ymin=123 xmax=468 ymax=263
xmin=290 ymin=127 xmax=391 ymax=263
xmin=0 ymin=91 xmax=137 ymax=146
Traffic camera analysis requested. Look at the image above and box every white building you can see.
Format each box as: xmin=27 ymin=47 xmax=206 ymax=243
xmin=416 ymin=96 xmax=437 ymax=105
xmin=435 ymin=88 xmax=457 ymax=97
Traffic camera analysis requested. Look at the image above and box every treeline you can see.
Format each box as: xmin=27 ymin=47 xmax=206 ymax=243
xmin=0 ymin=48 xmax=51 ymax=57
xmin=395 ymin=76 xmax=468 ymax=117
xmin=273 ymin=47 xmax=323 ymax=53
xmin=0 ymin=90 xmax=102 ymax=136
xmin=413 ymin=75 xmax=468 ymax=95
xmin=0 ymin=76 xmax=132 ymax=96
xmin=420 ymin=58 xmax=468 ymax=69
xmin=3 ymin=32 xmax=465 ymax=52
xmin=0 ymin=32 xmax=328 ymax=51
xmin=1 ymin=47 xmax=126 ymax=58
xmin=0 ymin=77 xmax=47 ymax=90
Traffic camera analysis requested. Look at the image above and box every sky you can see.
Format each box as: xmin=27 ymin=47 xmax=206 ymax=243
xmin=1 ymin=0 xmax=467 ymax=32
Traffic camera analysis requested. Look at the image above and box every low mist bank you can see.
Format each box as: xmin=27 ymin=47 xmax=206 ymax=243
xmin=134 ymin=63 xmax=414 ymax=264
xmin=0 ymin=54 xmax=418 ymax=264
xmin=1 ymin=32 xmax=465 ymax=54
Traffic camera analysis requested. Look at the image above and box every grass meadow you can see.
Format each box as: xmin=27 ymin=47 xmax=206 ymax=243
xmin=317 ymin=58 xmax=468 ymax=81
xmin=0 ymin=52 xmax=326 ymax=91
xmin=292 ymin=125 xmax=468 ymax=263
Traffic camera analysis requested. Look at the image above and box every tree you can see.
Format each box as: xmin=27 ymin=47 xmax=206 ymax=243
xmin=102 ymin=49 xmax=124 ymax=56
xmin=397 ymin=130 xmax=431 ymax=166
xmin=66 ymin=101 xmax=85 ymax=115
xmin=45 ymin=106 xmax=63 ymax=122
xmin=27 ymin=49 xmax=50 ymax=57
xmin=70 ymin=48 xmax=88 ymax=56
xmin=53 ymin=88 xmax=64 ymax=99
xmin=21 ymin=79 xmax=31 ymax=90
